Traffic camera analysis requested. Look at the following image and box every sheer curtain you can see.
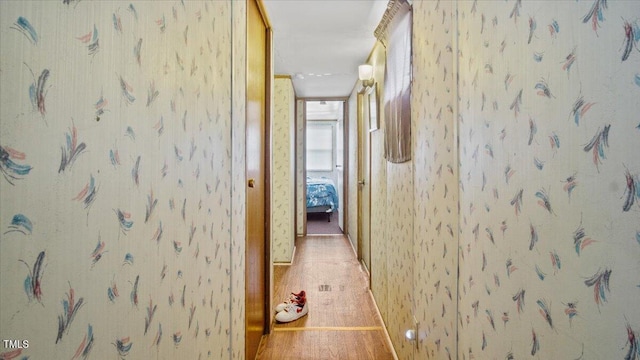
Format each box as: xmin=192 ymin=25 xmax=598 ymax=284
xmin=375 ymin=0 xmax=412 ymax=163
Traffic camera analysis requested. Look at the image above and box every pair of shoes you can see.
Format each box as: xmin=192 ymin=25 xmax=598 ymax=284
xmin=275 ymin=290 xmax=308 ymax=323
xmin=275 ymin=301 xmax=308 ymax=323
xmin=275 ymin=291 xmax=306 ymax=312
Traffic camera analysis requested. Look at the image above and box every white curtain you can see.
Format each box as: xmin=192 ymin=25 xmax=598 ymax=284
xmin=376 ymin=0 xmax=412 ymax=163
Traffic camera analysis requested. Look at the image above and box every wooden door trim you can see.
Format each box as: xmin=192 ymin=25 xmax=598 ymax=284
xmin=356 ymin=93 xmax=363 ymax=263
xmin=356 ymin=92 xmax=372 ymax=282
xmin=302 ymin=100 xmax=307 ymax=235
xmin=263 ymin=12 xmax=273 ymax=336
xmin=255 ymin=0 xmax=273 ymax=335
xmin=254 ymin=0 xmax=272 ymax=28
xmin=342 ymin=100 xmax=348 ymax=235
xmin=299 ymin=98 xmax=349 ymax=235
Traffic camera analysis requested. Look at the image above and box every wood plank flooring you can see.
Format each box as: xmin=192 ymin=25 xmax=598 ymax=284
xmin=255 ymin=235 xmax=396 ymax=360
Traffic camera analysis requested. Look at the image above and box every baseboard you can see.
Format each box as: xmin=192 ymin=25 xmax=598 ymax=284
xmin=367 ymin=290 xmax=399 ymax=360
xmin=273 ymin=245 xmax=296 ymax=266
xmin=360 ymin=259 xmax=371 ymax=278
xmin=347 ymin=233 xmax=357 ymax=256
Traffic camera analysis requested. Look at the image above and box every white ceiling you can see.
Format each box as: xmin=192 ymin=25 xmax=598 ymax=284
xmin=262 ymin=0 xmax=388 ymax=98
xmin=306 ymin=100 xmax=343 ymax=120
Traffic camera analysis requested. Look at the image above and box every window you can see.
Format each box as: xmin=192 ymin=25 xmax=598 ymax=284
xmin=306 ymin=123 xmax=335 ymax=171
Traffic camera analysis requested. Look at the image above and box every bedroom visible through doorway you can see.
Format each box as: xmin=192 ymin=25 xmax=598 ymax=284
xmin=305 ymin=100 xmax=345 ymax=235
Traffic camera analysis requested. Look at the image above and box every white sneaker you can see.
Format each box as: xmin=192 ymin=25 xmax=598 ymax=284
xmin=275 ymin=291 xmax=306 ymax=313
xmin=275 ymin=301 xmax=308 ymax=323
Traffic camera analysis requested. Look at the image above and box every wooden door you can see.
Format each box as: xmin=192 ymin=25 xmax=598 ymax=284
xmin=357 ymin=93 xmax=371 ymax=273
xmin=246 ymin=0 xmax=270 ymax=358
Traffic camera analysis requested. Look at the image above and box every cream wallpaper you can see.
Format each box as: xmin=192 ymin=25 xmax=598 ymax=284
xmin=0 ymin=1 xmax=242 ymax=359
xmin=412 ymin=1 xmax=459 ymax=358
xmin=362 ymin=0 xmax=640 ymax=359
xmin=296 ymin=99 xmax=305 ymax=237
xmin=368 ymin=43 xmax=390 ymax=331
xmin=456 ymin=0 xmax=640 ymax=358
xmin=385 ymin=162 xmax=414 ymax=359
xmin=272 ymin=77 xmax=295 ymax=263
xmin=231 ymin=0 xmax=247 ymax=358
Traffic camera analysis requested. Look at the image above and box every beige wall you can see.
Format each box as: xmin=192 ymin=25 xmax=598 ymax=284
xmin=0 ymin=1 xmax=245 ymax=359
xmin=351 ymin=36 xmax=415 ymax=359
xmin=272 ymin=77 xmax=296 ymax=263
xmin=456 ymin=1 xmax=640 ymax=358
xmin=231 ymin=1 xmax=247 ymax=357
xmin=412 ymin=1 xmax=459 ymax=357
xmin=356 ymin=40 xmax=414 ymax=357
xmin=296 ymin=99 xmax=305 ymax=236
xmin=355 ymin=1 xmax=640 ymax=359
xmin=367 ymin=42 xmax=391 ymax=328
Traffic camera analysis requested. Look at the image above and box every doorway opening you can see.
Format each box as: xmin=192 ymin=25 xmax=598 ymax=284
xmin=304 ymin=100 xmax=346 ymax=235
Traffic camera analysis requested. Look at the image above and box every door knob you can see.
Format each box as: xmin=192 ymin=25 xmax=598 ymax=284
xmin=358 ymin=180 xmax=365 ymax=186
xmin=405 ymin=329 xmax=416 ymax=341
xmin=405 ymin=318 xmax=421 ymax=351
xmin=248 ymin=179 xmax=255 ymax=188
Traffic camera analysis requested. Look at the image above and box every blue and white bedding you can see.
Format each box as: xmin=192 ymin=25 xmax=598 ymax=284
xmin=306 ymin=177 xmax=339 ymax=210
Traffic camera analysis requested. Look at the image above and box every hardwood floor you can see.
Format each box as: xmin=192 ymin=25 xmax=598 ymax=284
xmin=306 ymin=210 xmax=343 ymax=235
xmin=256 ymin=235 xmax=396 ymax=360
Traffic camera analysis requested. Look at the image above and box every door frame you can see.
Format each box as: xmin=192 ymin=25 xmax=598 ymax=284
xmin=298 ymin=97 xmax=349 ymax=236
xmin=263 ymin=15 xmax=273 ymax=336
xmin=356 ymin=91 xmax=372 ymax=276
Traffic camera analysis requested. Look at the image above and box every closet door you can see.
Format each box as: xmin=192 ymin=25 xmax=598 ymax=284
xmin=246 ymin=0 xmax=271 ymax=358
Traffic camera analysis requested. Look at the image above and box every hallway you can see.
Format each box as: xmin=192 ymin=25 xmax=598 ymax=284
xmin=256 ymin=236 xmax=396 ymax=359
xmin=2 ymin=1 xmax=639 ymax=359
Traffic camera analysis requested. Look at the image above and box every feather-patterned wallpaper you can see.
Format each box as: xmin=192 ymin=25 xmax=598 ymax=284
xmin=456 ymin=0 xmax=640 ymax=358
xmin=296 ymin=99 xmax=305 ymax=237
xmin=0 ymin=1 xmax=243 ymax=359
xmin=407 ymin=0 xmax=640 ymax=358
xmin=412 ymin=1 xmax=459 ymax=358
xmin=272 ymin=77 xmax=295 ymax=263
xmin=372 ymin=0 xmax=640 ymax=358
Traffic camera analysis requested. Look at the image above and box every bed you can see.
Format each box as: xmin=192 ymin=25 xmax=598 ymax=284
xmin=306 ymin=177 xmax=339 ymax=222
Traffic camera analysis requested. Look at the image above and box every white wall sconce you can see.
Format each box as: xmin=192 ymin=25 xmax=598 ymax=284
xmin=358 ymin=64 xmax=374 ymax=89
